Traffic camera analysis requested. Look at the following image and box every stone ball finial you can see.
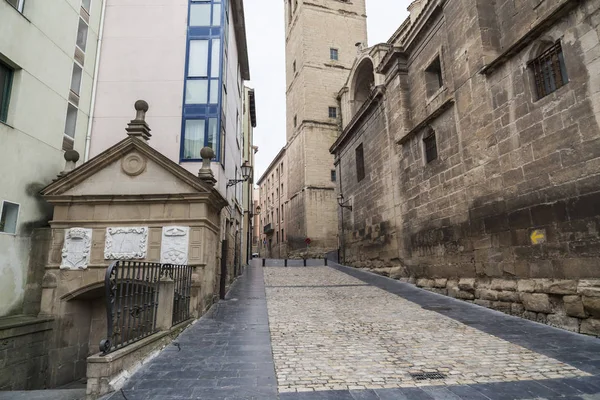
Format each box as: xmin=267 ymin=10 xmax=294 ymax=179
xmin=64 ymin=150 xmax=80 ymax=163
xmin=200 ymin=147 xmax=215 ymax=160
xmin=135 ymin=100 xmax=149 ymax=113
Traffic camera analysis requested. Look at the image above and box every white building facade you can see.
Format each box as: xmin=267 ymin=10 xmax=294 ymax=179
xmin=0 ymin=0 xmax=104 ymax=316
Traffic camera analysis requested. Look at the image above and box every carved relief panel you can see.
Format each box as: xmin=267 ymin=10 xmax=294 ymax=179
xmin=61 ymin=228 xmax=93 ymax=270
xmin=161 ymin=226 xmax=190 ymax=265
xmin=104 ymin=227 xmax=148 ymax=260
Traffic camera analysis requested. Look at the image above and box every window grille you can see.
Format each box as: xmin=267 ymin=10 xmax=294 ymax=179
xmin=423 ymin=129 xmax=438 ymax=163
xmin=529 ymin=41 xmax=568 ymax=99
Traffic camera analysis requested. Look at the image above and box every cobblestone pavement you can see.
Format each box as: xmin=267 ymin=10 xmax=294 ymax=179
xmin=105 ymin=260 xmax=600 ymax=400
xmin=265 ymin=262 xmax=600 ymax=399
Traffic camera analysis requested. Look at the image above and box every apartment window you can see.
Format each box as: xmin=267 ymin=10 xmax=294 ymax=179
xmin=529 ymin=41 xmax=568 ymax=100
xmin=423 ymin=129 xmax=438 ymax=163
xmin=293 ymin=115 xmax=297 ymax=127
xmin=356 ymin=144 xmax=365 ymax=182
xmin=330 ymin=48 xmax=339 ymax=61
xmin=281 ymin=229 xmax=284 ymax=241
xmin=70 ymin=63 xmax=83 ymax=96
xmin=81 ymin=0 xmax=91 ymax=12
xmin=0 ymin=61 xmax=13 ymax=123
xmin=328 ymin=107 xmax=337 ymax=118
xmin=425 ymin=56 xmax=443 ymax=97
xmin=6 ymin=0 xmax=25 ymax=12
xmin=281 ymin=205 xmax=284 ymax=221
xmin=76 ymin=18 xmax=89 ymax=51
xmin=0 ymin=201 xmax=19 ymax=234
xmin=63 ymin=103 xmax=78 ymax=151
xmin=276 ymin=231 xmax=279 ymax=244
xmin=331 ymin=170 xmax=336 ymax=182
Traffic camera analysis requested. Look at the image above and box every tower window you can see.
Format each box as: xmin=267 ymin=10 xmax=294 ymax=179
xmin=425 ymin=56 xmax=443 ymax=97
xmin=331 ymin=170 xmax=336 ymax=182
xmin=328 ymin=107 xmax=337 ymax=118
xmin=356 ymin=144 xmax=365 ymax=182
xmin=423 ymin=129 xmax=438 ymax=163
xmin=293 ymin=60 xmax=296 ymax=73
xmin=529 ymin=41 xmax=568 ymax=100
xmin=330 ymin=48 xmax=339 ymax=61
xmin=294 ymin=115 xmax=297 ymax=127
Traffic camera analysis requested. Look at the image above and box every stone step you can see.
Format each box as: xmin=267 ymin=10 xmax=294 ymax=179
xmin=0 ymin=389 xmax=86 ymax=400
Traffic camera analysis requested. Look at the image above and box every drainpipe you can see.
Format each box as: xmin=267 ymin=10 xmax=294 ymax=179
xmin=84 ymin=0 xmax=108 ymax=162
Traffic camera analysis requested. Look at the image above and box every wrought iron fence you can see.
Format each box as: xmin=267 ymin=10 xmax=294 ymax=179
xmin=99 ymin=261 xmax=193 ymax=355
xmin=164 ymin=264 xmax=193 ymax=326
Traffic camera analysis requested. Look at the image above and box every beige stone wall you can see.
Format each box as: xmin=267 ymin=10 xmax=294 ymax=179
xmin=333 ymin=0 xmax=600 ymax=335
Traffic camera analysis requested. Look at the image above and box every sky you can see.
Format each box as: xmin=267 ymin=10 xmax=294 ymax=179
xmin=245 ymin=0 xmax=411 ymax=180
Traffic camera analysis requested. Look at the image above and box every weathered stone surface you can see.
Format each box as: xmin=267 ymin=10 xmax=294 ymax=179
xmin=517 ymin=280 xmax=536 ymax=293
xmin=416 ymin=278 xmax=434 ymax=288
xmin=511 ymin=303 xmax=525 ymax=315
xmin=547 ymin=314 xmax=580 ymax=333
xmin=539 ymin=280 xmax=578 ymax=295
xmin=491 ymin=301 xmax=512 ymax=313
xmin=474 ymin=299 xmax=492 ymax=308
xmin=497 ymin=291 xmax=520 ymax=303
xmin=458 ymin=278 xmax=475 ymax=291
xmin=389 ymin=267 xmax=404 ymax=279
xmin=564 ymin=295 xmax=587 ymax=318
xmin=582 ymin=296 xmax=600 ymax=318
xmin=521 ymin=293 xmax=552 ymax=314
xmin=448 ymin=287 xmax=475 ymax=300
xmin=476 ymin=289 xmax=499 ymax=301
xmin=433 ymin=278 xmax=448 ymax=288
xmin=490 ymin=279 xmax=517 ymax=291
xmin=580 ymin=318 xmax=600 ymax=336
xmin=578 ymin=280 xmax=600 ymax=297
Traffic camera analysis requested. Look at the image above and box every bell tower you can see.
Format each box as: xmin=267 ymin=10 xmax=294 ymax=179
xmin=283 ymin=0 xmax=367 ymax=255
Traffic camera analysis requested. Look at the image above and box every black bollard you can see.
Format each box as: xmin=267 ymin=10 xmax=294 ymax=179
xmin=284 ymin=259 xmax=288 ymax=267
xmin=262 ymin=258 xmax=265 ymax=267
xmin=324 ymin=257 xmax=328 ymax=266
xmin=303 ymin=259 xmax=307 ymax=266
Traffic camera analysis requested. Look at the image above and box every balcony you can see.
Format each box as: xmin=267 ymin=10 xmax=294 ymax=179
xmin=264 ymin=223 xmax=274 ymax=234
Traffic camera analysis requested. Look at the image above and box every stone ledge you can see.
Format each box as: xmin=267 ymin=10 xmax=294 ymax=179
xmin=0 ymin=315 xmax=54 ymax=340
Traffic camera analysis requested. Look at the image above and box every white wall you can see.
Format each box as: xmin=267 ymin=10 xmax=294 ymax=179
xmin=0 ymin=0 xmax=103 ymax=316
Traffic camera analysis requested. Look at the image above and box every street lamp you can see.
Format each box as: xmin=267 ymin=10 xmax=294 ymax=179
xmin=227 ymin=161 xmax=253 ymax=187
xmin=337 ymin=193 xmax=352 ymax=211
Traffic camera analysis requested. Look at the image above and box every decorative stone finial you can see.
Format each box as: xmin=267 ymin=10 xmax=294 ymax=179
xmin=55 ymin=150 xmax=80 ymax=180
xmin=126 ymin=100 xmax=152 ymax=140
xmin=198 ymin=147 xmax=216 ymax=186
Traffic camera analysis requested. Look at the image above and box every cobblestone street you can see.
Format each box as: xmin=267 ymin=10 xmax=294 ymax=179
xmin=104 ymin=260 xmax=600 ymax=400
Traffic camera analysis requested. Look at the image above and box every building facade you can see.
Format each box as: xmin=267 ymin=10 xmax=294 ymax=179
xmin=0 ymin=0 xmax=103 ymax=317
xmin=276 ymin=0 xmax=367 ymax=256
xmin=88 ymin=0 xmax=252 ymax=282
xmin=257 ymin=148 xmax=288 ymax=258
xmin=241 ymin=86 xmax=257 ymax=265
xmin=331 ymin=0 xmax=600 ymax=335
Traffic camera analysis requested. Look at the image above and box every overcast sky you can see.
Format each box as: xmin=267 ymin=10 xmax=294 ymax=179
xmin=245 ymin=0 xmax=411 ymax=180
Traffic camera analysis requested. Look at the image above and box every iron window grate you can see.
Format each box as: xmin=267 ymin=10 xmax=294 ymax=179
xmin=529 ymin=41 xmax=568 ymax=100
xmin=410 ymin=372 xmax=447 ymax=381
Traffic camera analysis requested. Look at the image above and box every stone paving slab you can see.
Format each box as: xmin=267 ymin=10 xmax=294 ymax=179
xmin=265 ymin=263 xmax=600 ymax=399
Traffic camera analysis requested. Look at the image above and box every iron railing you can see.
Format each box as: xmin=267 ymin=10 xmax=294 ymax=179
xmin=99 ymin=261 xmax=193 ymax=355
xmin=165 ymin=264 xmax=193 ymax=326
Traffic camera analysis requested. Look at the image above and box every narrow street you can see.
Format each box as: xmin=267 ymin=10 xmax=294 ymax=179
xmin=106 ymin=261 xmax=600 ymax=400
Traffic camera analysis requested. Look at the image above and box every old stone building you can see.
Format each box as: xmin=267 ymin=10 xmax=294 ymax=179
xmin=274 ymin=0 xmax=368 ymax=256
xmin=331 ymin=0 xmax=600 ymax=335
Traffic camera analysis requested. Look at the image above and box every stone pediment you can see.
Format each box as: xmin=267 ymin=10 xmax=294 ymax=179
xmin=41 ymin=137 xmax=220 ymax=202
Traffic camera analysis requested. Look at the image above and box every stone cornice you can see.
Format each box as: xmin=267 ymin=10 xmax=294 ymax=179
xmin=397 ymin=97 xmax=454 ymax=145
xmin=330 ymin=86 xmax=386 ymax=154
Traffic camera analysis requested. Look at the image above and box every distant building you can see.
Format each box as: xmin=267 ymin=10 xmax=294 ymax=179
xmin=330 ymin=0 xmax=600 ymax=336
xmin=257 ymin=148 xmax=288 ymax=258
xmin=263 ymin=0 xmax=368 ymax=257
xmin=241 ymin=86 xmax=257 ymax=265
xmin=0 ymin=0 xmax=103 ymax=318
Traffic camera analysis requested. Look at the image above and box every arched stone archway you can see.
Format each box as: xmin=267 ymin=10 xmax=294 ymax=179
xmin=352 ymin=58 xmax=375 ymax=114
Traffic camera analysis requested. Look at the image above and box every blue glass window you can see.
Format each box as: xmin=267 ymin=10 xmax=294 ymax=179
xmin=181 ymin=0 xmax=227 ymax=161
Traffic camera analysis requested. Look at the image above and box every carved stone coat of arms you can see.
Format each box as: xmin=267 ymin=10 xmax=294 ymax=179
xmin=61 ymin=228 xmax=93 ymax=270
xmin=160 ymin=226 xmax=190 ymax=265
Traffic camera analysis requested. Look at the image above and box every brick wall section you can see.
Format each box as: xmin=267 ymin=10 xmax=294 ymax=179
xmin=333 ymin=0 xmax=600 ymax=335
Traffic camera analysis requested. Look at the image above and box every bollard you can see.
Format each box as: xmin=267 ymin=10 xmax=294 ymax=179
xmin=303 ymin=259 xmax=307 ymax=266
xmin=262 ymin=258 xmax=265 ymax=267
xmin=284 ymin=259 xmax=288 ymax=267
xmin=324 ymin=257 xmax=328 ymax=266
